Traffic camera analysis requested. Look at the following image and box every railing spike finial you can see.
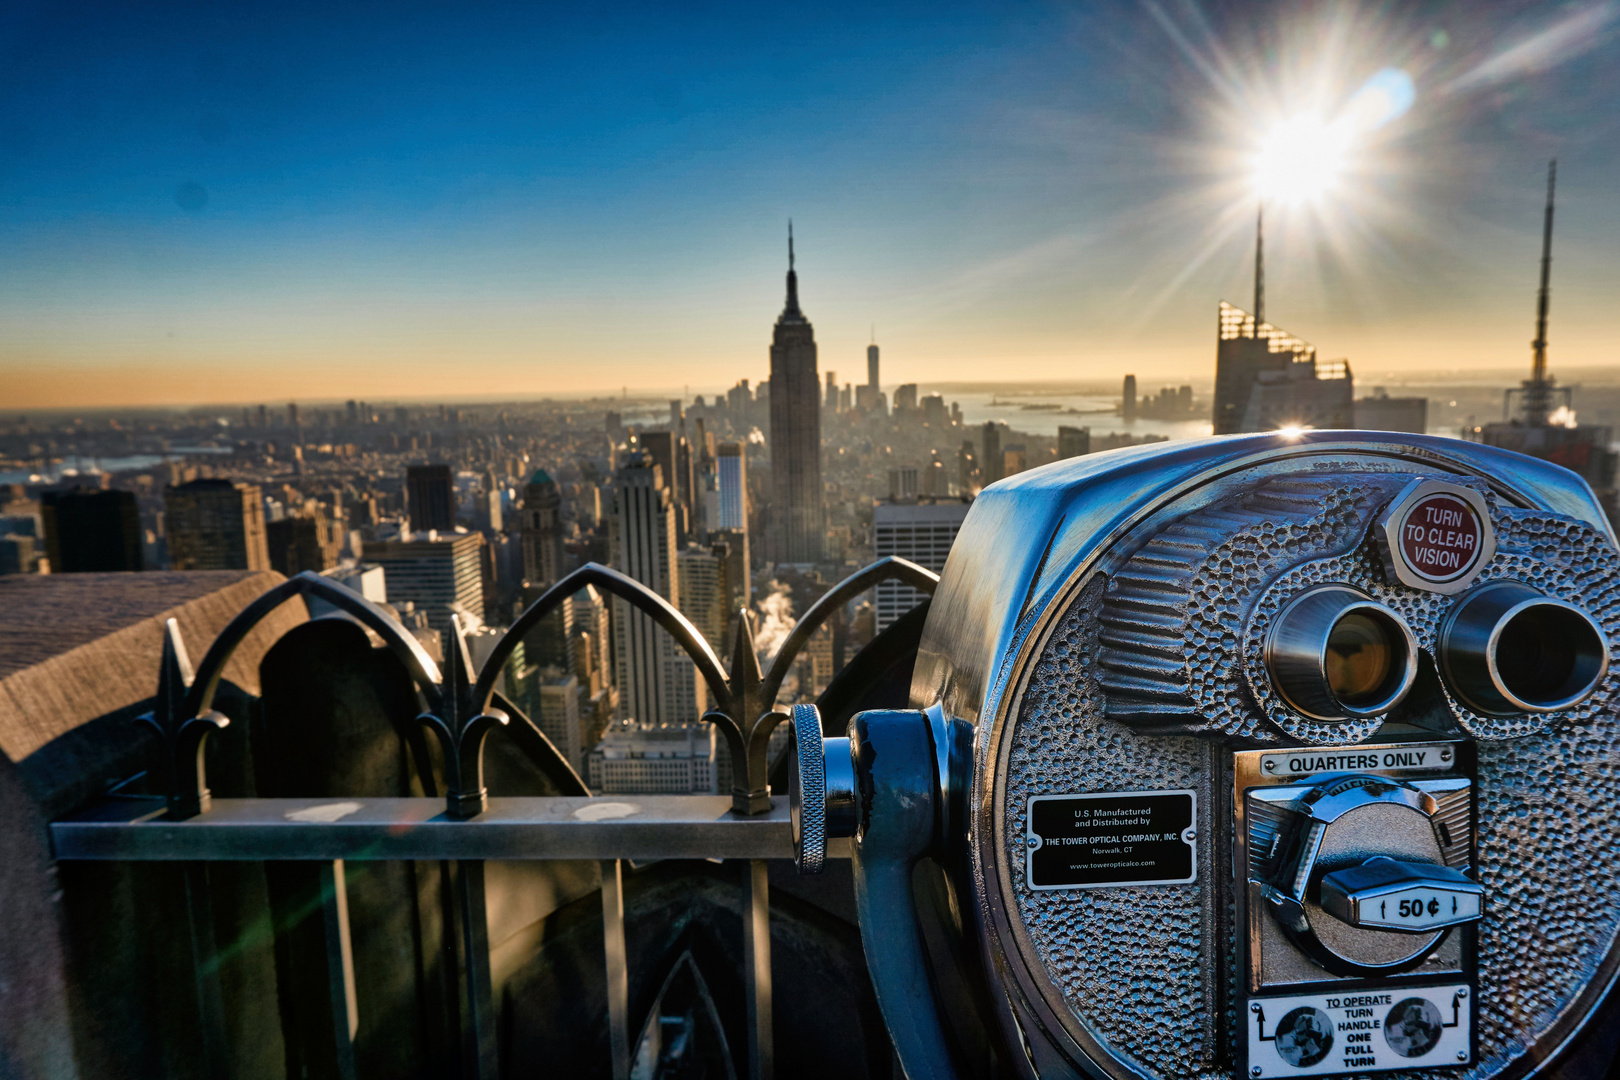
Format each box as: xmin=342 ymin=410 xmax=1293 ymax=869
xmin=137 ymin=618 xmax=230 ymax=820
xmin=418 ymin=614 xmax=510 ymax=819
xmin=719 ymin=608 xmax=771 ymax=814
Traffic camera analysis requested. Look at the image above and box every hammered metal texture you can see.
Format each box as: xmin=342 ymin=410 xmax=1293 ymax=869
xmin=1100 ymin=476 xmax=1408 ymax=742
xmin=1006 ymin=480 xmax=1620 ymax=1080
xmin=1007 ymin=575 xmax=1224 ymax=1080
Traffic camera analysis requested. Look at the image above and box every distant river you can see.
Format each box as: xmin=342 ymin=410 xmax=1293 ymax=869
xmin=941 ymin=390 xmax=1213 ymax=441
xmin=0 ymin=446 xmax=235 ymax=485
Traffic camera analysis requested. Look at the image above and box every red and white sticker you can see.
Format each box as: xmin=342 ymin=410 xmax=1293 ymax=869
xmin=1397 ymin=492 xmax=1483 ymax=583
xmin=1378 ymin=480 xmax=1495 ymax=594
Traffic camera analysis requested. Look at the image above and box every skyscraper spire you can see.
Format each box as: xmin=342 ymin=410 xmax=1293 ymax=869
xmin=768 ymin=220 xmax=823 ymax=561
xmin=783 ymin=219 xmax=802 ymax=319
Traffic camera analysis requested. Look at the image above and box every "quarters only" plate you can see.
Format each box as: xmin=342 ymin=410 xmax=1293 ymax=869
xmin=1025 ymin=789 xmax=1196 ymax=890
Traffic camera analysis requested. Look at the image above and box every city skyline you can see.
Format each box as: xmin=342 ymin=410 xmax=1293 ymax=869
xmin=3 ymin=1 xmax=1619 ymax=409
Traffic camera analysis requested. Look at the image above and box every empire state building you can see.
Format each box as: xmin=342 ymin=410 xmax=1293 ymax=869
xmin=769 ymin=225 xmax=824 ymax=563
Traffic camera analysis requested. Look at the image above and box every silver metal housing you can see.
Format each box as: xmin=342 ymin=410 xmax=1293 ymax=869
xmin=911 ymin=431 xmax=1620 ymax=1080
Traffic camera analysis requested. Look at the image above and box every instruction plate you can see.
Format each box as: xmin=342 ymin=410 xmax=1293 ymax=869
xmin=1025 ymin=790 xmax=1196 ymax=890
xmin=1245 ymin=983 xmax=1472 ymax=1078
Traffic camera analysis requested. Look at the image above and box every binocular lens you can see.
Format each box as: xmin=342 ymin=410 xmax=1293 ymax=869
xmin=1324 ymin=611 xmax=1398 ymax=706
xmin=1442 ymin=583 xmax=1608 ymax=715
xmin=1267 ymin=587 xmax=1419 ymax=721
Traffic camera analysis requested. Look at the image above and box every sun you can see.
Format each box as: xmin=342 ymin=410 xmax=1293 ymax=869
xmin=1252 ymin=114 xmax=1352 ymax=205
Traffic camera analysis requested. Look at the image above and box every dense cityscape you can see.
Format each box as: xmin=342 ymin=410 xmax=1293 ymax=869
xmin=0 ymin=251 xmax=1181 ymax=792
xmin=4 ymin=180 xmax=1614 ymax=800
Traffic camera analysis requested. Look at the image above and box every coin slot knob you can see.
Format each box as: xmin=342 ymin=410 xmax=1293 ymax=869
xmin=1320 ymin=856 xmax=1484 ymax=933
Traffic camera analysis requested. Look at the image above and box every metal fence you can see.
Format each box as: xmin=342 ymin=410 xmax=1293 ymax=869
xmin=49 ymin=557 xmax=938 ymax=1080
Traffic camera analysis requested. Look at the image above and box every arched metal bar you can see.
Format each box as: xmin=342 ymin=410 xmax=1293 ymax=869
xmin=187 ymin=570 xmax=444 ymax=718
xmin=473 ymin=562 xmax=731 ymax=716
xmin=759 ymin=557 xmax=938 ymax=708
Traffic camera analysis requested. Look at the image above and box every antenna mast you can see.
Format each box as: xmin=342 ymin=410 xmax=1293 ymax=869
xmin=1253 ymin=202 xmax=1265 ymax=324
xmin=1524 ymin=160 xmax=1557 ymax=425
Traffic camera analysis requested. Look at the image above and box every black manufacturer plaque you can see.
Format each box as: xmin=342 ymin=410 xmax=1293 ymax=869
xmin=1026 ymin=790 xmax=1197 ymax=889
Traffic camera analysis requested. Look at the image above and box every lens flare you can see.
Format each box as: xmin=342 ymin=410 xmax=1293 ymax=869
xmin=1345 ymin=68 xmax=1415 ymax=131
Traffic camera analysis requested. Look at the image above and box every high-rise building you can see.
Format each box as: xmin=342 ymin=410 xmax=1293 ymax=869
xmin=922 ymin=395 xmax=947 ymax=426
xmin=824 ymin=371 xmax=839 ymax=411
xmin=768 ymin=225 xmax=824 ymax=563
xmin=640 ymin=431 xmax=693 ymax=544
xmin=854 ymin=337 xmax=886 ymax=419
xmin=873 ymin=499 xmax=969 ymax=631
xmin=40 ymin=488 xmax=143 ymax=572
xmin=535 ymin=672 xmax=585 ymax=776
xmin=609 ymin=454 xmax=702 ymax=725
xmin=710 ymin=530 xmax=750 ymax=639
xmin=676 ymin=544 xmax=727 ymax=653
xmin=1058 ymin=426 xmax=1091 ymax=459
xmin=893 ymin=384 xmax=919 ymax=414
xmin=1212 ymin=302 xmax=1353 ymax=434
xmin=797 ymin=623 xmax=835 ymax=699
xmin=1355 ymin=392 xmax=1427 ymax=434
xmin=477 ymin=468 xmax=503 ymax=534
xmin=715 ymin=442 xmax=747 ymax=531
xmin=361 ymin=531 xmax=484 ymax=634
xmin=981 ymin=422 xmax=1004 ymax=485
xmin=165 ymin=479 xmax=270 ymax=571
xmin=957 ymin=441 xmax=979 ymax=492
xmin=407 ymin=464 xmax=456 ymax=532
xmin=519 ymin=469 xmax=564 ymax=587
xmin=0 ymin=535 xmax=35 ymax=576
xmin=727 ymin=380 xmax=752 ymax=418
xmin=266 ymin=504 xmax=340 ymax=576
xmin=1003 ymin=444 xmax=1028 ymax=477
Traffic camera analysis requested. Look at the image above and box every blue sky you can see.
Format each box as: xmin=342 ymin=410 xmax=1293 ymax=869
xmin=2 ymin=0 xmax=1618 ymax=406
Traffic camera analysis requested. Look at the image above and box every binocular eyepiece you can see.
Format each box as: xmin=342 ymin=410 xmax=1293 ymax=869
xmin=1267 ymin=586 xmax=1418 ymax=721
xmin=1264 ymin=581 xmax=1608 ymax=723
xmin=1439 ymin=581 xmax=1609 ymax=715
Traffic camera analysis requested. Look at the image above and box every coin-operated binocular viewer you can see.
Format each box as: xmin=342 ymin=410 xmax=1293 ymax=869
xmin=790 ymin=431 xmax=1620 ymax=1080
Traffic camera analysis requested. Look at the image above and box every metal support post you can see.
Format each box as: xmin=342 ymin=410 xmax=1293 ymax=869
xmin=183 ymin=862 xmax=230 ymax=1080
xmin=601 ymin=859 xmax=631 ymax=1080
xmin=318 ymin=860 xmax=359 ymax=1080
xmin=457 ymin=861 xmax=499 ymax=1079
xmin=743 ymin=859 xmax=773 ymax=1080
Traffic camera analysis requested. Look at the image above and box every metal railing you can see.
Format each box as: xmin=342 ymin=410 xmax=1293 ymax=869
xmin=49 ymin=557 xmax=939 ymax=1080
